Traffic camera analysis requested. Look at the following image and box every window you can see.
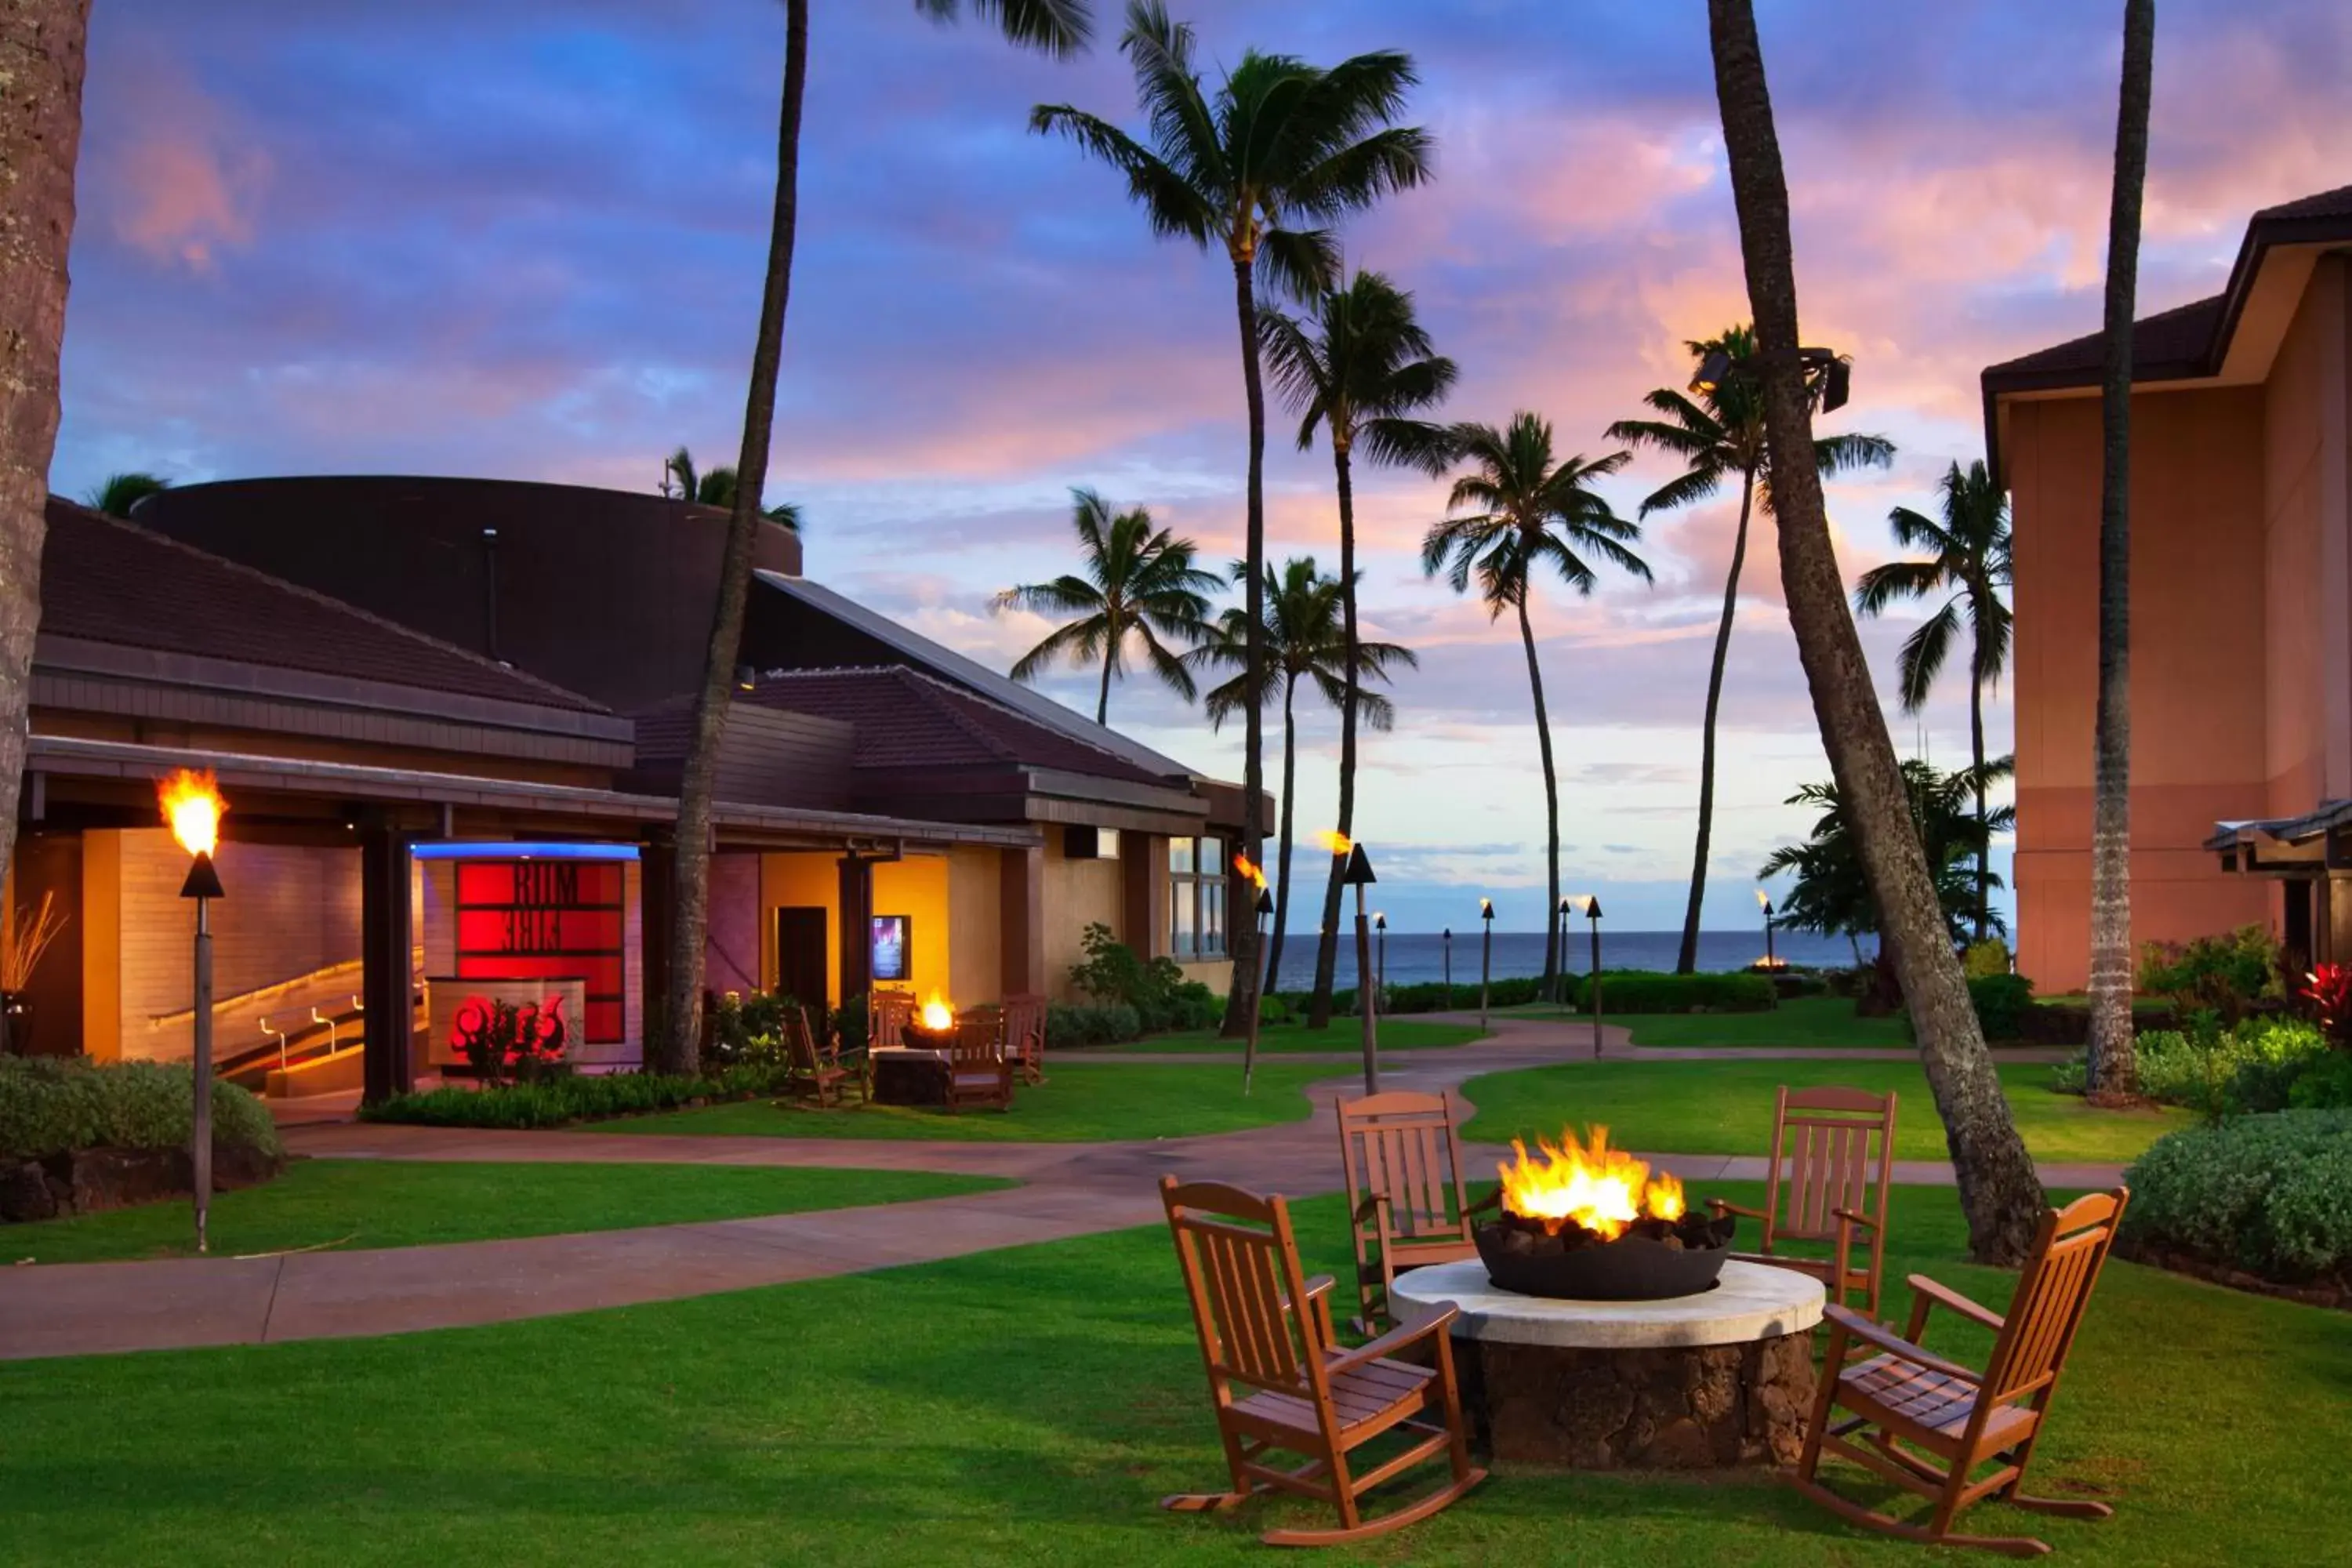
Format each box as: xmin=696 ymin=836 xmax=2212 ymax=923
xmin=1168 ymin=835 xmax=1228 ymax=962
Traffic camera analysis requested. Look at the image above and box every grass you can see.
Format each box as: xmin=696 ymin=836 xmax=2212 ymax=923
xmin=1461 ymin=1058 xmax=2183 ymax=1165
xmin=1616 ymin=996 xmax=1915 ymax=1048
xmin=586 ymin=1059 xmax=1334 ymax=1143
xmin=0 ymin=1160 xmax=1009 ymax=1265
xmin=2 ymin=1180 xmax=2340 ymax=1565
xmin=1094 ymin=1018 xmax=1483 ymax=1054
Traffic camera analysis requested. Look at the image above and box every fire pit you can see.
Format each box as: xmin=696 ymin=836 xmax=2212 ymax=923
xmin=1475 ymin=1129 xmax=1734 ymax=1301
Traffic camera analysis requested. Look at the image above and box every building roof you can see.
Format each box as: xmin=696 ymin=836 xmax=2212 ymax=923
xmin=38 ymin=499 xmax=608 ymax=714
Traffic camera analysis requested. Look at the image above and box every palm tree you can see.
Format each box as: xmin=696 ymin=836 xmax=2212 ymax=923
xmin=662 ymin=446 xmax=800 ymax=528
xmin=993 ymin=488 xmax=1221 ymax=724
xmin=1421 ymin=415 xmax=1652 ymax=990
xmin=1260 ymin=271 xmax=1454 ymax=1029
xmin=1854 ymin=459 xmax=2013 ymax=942
xmin=85 ymin=472 xmax=171 ymax=519
xmin=1192 ymin=557 xmax=1416 ymax=993
xmin=2089 ymin=0 xmax=2157 ymax=1101
xmin=1033 ymin=0 xmax=1431 ymax=1036
xmin=1609 ymin=327 xmax=1893 ymax=974
xmin=662 ymin=0 xmax=1094 ymax=1076
xmin=1705 ymin=0 xmax=2043 ymax=1263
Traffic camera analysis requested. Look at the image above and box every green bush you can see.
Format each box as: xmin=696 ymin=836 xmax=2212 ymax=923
xmin=359 ymin=1065 xmax=791 ymax=1130
xmin=1044 ymin=1001 xmax=1144 ymax=1049
xmin=2137 ymin=924 xmax=2281 ymax=1023
xmin=706 ymin=990 xmax=799 ymax=1070
xmin=2285 ymin=1051 xmax=2352 ymax=1110
xmin=2049 ymin=1016 xmax=2338 ymax=1119
xmin=831 ymin=993 xmax=869 ymax=1057
xmin=1290 ymin=975 xmax=1553 ymax=1016
xmin=1968 ymin=973 xmax=2035 ymax=1041
xmin=1570 ymin=971 xmax=1777 ymax=1014
xmin=1257 ymin=994 xmax=1294 ymax=1026
xmin=1961 ymin=938 xmax=2013 ymax=979
xmin=0 ymin=1056 xmax=281 ymax=1161
xmin=2122 ymin=1109 xmax=2352 ymax=1281
xmin=1067 ymin=924 xmax=1208 ymax=1033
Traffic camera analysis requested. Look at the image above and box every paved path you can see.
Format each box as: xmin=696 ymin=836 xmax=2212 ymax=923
xmin=2 ymin=1018 xmax=2119 ymax=1361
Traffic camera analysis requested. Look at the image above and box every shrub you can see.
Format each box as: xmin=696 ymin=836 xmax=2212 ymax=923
xmin=1967 ymin=973 xmax=2035 ymax=1041
xmin=1961 ymin=938 xmax=2013 ymax=978
xmin=1044 ymin=1001 xmax=1144 ymax=1049
xmin=2299 ymin=963 xmax=2352 ymax=1048
xmin=706 ymin=990 xmax=797 ymax=1070
xmin=1570 ymin=971 xmax=1776 ymax=1014
xmin=359 ymin=1065 xmax=792 ymax=1130
xmin=2122 ymin=1109 xmax=2352 ymax=1282
xmin=452 ymin=996 xmax=571 ymax=1086
xmin=2137 ymin=924 xmax=2280 ymax=1023
xmin=2286 ymin=1051 xmax=2352 ymax=1110
xmin=1258 ymin=993 xmax=1293 ymax=1026
xmin=0 ymin=1056 xmax=281 ymax=1161
xmin=2048 ymin=1015 xmax=2332 ymax=1118
xmin=831 ymin=993 xmax=869 ymax=1057
xmin=1068 ymin=923 xmax=1201 ymax=1033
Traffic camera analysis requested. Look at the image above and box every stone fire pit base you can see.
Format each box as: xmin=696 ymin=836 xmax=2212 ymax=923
xmin=1458 ymin=1330 xmax=1813 ymax=1468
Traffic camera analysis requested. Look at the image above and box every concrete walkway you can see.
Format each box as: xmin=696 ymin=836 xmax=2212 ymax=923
xmin=2 ymin=1018 xmax=2120 ymax=1361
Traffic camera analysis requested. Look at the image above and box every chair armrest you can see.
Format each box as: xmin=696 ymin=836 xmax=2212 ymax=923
xmin=1352 ymin=1192 xmax=1389 ymax=1225
xmin=1907 ymin=1273 xmax=2006 ymax=1339
xmin=1823 ymin=1305 xmax=1980 ymax=1385
xmin=1829 ymin=1206 xmax=1879 ymax=1232
xmin=1301 ymin=1274 xmax=1338 ymax=1349
xmin=1325 ymin=1305 xmax=1456 ymax=1374
xmin=1708 ymin=1198 xmax=1769 ymax=1221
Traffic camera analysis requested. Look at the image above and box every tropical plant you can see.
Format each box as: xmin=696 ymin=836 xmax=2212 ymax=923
xmin=662 ymin=0 xmax=1094 ymax=1075
xmin=1421 ymin=413 xmax=1651 ymax=991
xmin=1855 ymin=460 xmax=2012 ymax=940
xmin=1258 ymin=270 xmax=1454 ymax=1027
xmin=661 ymin=446 xmax=800 ymax=528
xmin=1704 ymin=0 xmax=2044 ymax=1261
xmin=1191 ymin=556 xmax=1415 ymax=991
xmin=2136 ymin=924 xmax=2280 ymax=1026
xmin=1607 ymin=325 xmax=1893 ymax=973
xmin=2088 ymin=0 xmax=2158 ymax=1099
xmin=1033 ymin=0 xmax=1430 ymax=1035
xmin=84 ymin=471 xmax=171 ymax=520
xmin=993 ymin=488 xmax=1221 ymax=724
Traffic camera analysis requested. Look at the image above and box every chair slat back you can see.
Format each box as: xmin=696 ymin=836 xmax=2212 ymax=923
xmin=1161 ymin=1178 xmax=1324 ymax=1399
xmin=870 ymin=989 xmax=914 ymax=1051
xmin=1002 ymin=993 xmax=1046 ymax=1050
xmin=783 ymin=1008 xmax=826 ymax=1074
xmin=1984 ymin=1188 xmax=2129 ymax=1403
xmin=1339 ymin=1091 xmax=1472 ymax=1245
xmin=949 ymin=1011 xmax=1004 ymax=1070
xmin=1766 ymin=1085 xmax=1896 ymax=1245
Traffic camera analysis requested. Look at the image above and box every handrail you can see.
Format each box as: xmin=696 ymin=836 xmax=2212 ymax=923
xmin=147 ymin=950 xmax=421 ymax=1029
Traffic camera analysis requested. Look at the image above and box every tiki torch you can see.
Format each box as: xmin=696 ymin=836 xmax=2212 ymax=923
xmin=1339 ymin=837 xmax=1380 ymax=1094
xmin=160 ymin=770 xmax=227 ymax=1254
xmin=1235 ymin=853 xmax=1271 ymax=1094
xmin=1555 ymin=895 xmax=1573 ymax=1005
xmin=1374 ymin=912 xmax=1387 ymax=1002
xmin=1584 ymin=895 xmax=1605 ymax=1058
xmin=1479 ymin=898 xmax=1494 ymax=1032
xmin=1442 ymin=927 xmax=1453 ymax=1010
xmin=1759 ymin=888 xmax=1778 ymax=969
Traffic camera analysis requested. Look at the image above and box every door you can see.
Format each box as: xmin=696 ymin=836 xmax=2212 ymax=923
xmin=774 ymin=907 xmax=829 ymax=1018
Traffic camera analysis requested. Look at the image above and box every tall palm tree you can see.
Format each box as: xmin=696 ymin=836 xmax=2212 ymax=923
xmin=1609 ymin=326 xmax=1893 ymax=974
xmin=1854 ymin=459 xmax=2013 ymax=942
xmin=1 ymin=0 xmax=92 ymax=899
xmin=1192 ymin=557 xmax=1416 ymax=993
xmin=85 ymin=471 xmax=171 ymax=520
xmin=663 ymin=0 xmax=1094 ymax=1076
xmin=1421 ymin=415 xmax=1653 ymax=989
xmin=993 ymin=488 xmax=1221 ymax=724
xmin=662 ymin=446 xmax=800 ymax=528
xmin=1033 ymin=0 xmax=1430 ymax=1036
xmin=2089 ymin=0 xmax=2157 ymax=1101
xmin=1259 ymin=270 xmax=1454 ymax=1028
xmin=1706 ymin=0 xmax=2043 ymax=1263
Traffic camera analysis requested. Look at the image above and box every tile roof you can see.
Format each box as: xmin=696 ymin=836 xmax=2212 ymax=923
xmin=1980 ymin=292 xmax=2226 ymax=386
xmin=2252 ymin=180 xmax=2352 ymax=223
xmin=38 ymin=499 xmax=607 ymax=713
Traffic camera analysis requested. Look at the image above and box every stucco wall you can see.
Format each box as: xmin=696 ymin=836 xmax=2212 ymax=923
xmin=871 ymin=853 xmax=953 ymax=1004
xmin=2263 ymin=257 xmax=2352 ymax=817
xmin=760 ymin=851 xmax=841 ymax=1000
xmin=1043 ymin=837 xmax=1123 ymax=999
xmin=947 ymin=848 xmax=1002 ymax=1004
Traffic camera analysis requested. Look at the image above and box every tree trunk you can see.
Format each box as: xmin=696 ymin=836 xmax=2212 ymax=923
xmin=1219 ymin=252 xmax=1268 ymax=1037
xmin=1307 ymin=432 xmax=1361 ymax=1029
xmin=2089 ymin=0 xmax=2155 ymax=1098
xmin=1677 ymin=467 xmax=1756 ymax=974
xmin=1094 ymin=616 xmax=1116 ymax=726
xmin=662 ymin=0 xmax=807 ymax=1076
xmin=1707 ymin=0 xmax=2044 ymax=1264
xmin=1970 ymin=650 xmax=1989 ymax=944
xmin=1265 ymin=673 xmax=1300 ymax=995
xmin=1516 ymin=586 xmax=1563 ymax=988
xmin=0 ymin=2 xmax=89 ymax=897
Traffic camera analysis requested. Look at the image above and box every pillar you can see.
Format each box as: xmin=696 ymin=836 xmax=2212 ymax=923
xmin=1000 ymin=843 xmax=1047 ymax=997
xmin=358 ymin=823 xmax=416 ymax=1105
xmin=839 ymin=854 xmax=875 ymax=1003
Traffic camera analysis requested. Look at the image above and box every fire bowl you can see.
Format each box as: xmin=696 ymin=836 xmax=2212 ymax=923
xmin=1474 ymin=1210 xmax=1737 ymax=1301
xmin=901 ymin=1023 xmax=956 ymax=1052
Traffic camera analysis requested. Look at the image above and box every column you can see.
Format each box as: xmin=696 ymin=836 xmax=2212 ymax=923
xmin=358 ymin=823 xmax=416 ymax=1105
xmin=1000 ymin=843 xmax=1047 ymax=997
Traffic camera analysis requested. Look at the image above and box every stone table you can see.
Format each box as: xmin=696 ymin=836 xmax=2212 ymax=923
xmin=1391 ymin=1258 xmax=1823 ymax=1470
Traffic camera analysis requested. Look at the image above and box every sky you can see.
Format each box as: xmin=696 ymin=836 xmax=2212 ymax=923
xmin=49 ymin=0 xmax=2352 ymax=936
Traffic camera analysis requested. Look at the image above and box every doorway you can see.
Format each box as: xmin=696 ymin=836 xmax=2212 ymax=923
xmin=775 ymin=907 xmax=829 ymax=1018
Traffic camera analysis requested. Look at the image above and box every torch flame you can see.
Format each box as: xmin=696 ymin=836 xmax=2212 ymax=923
xmin=1755 ymin=888 xmax=1773 ymax=909
xmin=158 ymin=770 xmax=226 ymax=858
xmin=1315 ymin=829 xmax=1353 ymax=855
xmin=1232 ymin=852 xmax=1267 ymax=891
xmin=920 ymin=997 xmax=954 ymax=1032
xmin=1495 ymin=1125 xmax=1685 ymax=1241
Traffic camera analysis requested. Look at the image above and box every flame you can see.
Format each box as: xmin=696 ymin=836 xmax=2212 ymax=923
xmin=1495 ymin=1126 xmax=1686 ymax=1241
xmin=1756 ymin=888 xmax=1773 ymax=910
xmin=1315 ymin=829 xmax=1353 ymax=855
xmin=158 ymin=769 xmax=226 ymax=858
xmin=1232 ymin=852 xmax=1267 ymax=891
xmin=920 ymin=997 xmax=954 ymax=1031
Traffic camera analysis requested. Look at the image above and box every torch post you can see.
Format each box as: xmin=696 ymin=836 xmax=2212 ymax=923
xmin=1479 ymin=898 xmax=1494 ymax=1032
xmin=1374 ymin=913 xmax=1387 ymax=1002
xmin=1441 ymin=927 xmax=1452 ymax=1009
xmin=1585 ymin=895 xmax=1605 ymax=1059
xmin=1343 ymin=845 xmax=1379 ymax=1094
xmin=1242 ymin=884 xmax=1272 ymax=1094
xmin=1554 ymin=896 xmax=1573 ymax=1004
xmin=1762 ymin=893 xmax=1777 ymax=969
xmin=172 ymin=815 xmax=227 ymax=1254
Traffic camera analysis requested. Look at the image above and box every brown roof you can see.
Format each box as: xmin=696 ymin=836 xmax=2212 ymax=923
xmin=38 ymin=499 xmax=607 ymax=713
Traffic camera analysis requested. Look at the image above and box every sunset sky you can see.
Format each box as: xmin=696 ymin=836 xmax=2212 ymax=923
xmin=49 ymin=0 xmax=2352 ymax=935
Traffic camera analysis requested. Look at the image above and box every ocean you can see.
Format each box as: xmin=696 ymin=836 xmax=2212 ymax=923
xmin=1262 ymin=929 xmax=1871 ymax=993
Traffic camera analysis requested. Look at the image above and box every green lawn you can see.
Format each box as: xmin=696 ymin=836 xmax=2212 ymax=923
xmin=0 ymin=1160 xmax=1008 ymax=1265
xmin=2 ymin=1181 xmax=2339 ymax=1565
xmin=1618 ymin=995 xmax=1915 ymax=1047
xmin=1095 ymin=1018 xmax=1483 ymax=1054
xmin=587 ymin=1060 xmax=1332 ymax=1143
xmin=1461 ymin=1058 xmax=2183 ymax=1165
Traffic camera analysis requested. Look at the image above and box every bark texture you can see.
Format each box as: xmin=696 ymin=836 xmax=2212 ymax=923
xmin=2088 ymin=0 xmax=2156 ymax=1097
xmin=1516 ymin=586 xmax=1563 ymax=986
xmin=1218 ymin=252 xmax=1268 ymax=1036
xmin=1263 ymin=676 xmax=1298 ymax=991
xmin=1676 ymin=470 xmax=1756 ymax=974
xmin=1307 ymin=434 xmax=1361 ymax=1029
xmin=0 ymin=0 xmax=89 ymax=895
xmin=662 ymin=0 xmax=807 ymax=1074
xmin=1706 ymin=0 xmax=2043 ymax=1263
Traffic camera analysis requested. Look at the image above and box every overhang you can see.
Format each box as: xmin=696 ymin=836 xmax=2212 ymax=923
xmin=2206 ymin=800 xmax=2352 ymax=874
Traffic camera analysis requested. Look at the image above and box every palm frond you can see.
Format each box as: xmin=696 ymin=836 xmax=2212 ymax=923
xmin=916 ymin=0 xmax=1094 ymax=58
xmin=1029 ymin=103 xmax=1218 ymax=245
xmin=1893 ymin=597 xmax=1962 ymax=713
xmin=1852 ymin=557 xmax=1943 ymax=615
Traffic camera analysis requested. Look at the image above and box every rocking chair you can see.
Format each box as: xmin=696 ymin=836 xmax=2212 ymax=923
xmin=1791 ymin=1188 xmax=2132 ymax=1558
xmin=1708 ymin=1084 xmax=1896 ymax=1316
xmin=1336 ymin=1091 xmax=1482 ymax=1332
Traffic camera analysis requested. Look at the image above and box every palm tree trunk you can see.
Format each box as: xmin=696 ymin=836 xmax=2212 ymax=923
xmin=1221 ymin=253 xmax=1269 ymax=1038
xmin=1970 ymin=655 xmax=1989 ymax=943
xmin=1677 ymin=468 xmax=1756 ymax=974
xmin=1516 ymin=588 xmax=1563 ymax=988
xmin=2089 ymin=0 xmax=2155 ymax=1099
xmin=1708 ymin=0 xmax=2043 ymax=1264
xmin=662 ymin=0 xmax=807 ymax=1076
xmin=1094 ymin=619 xmax=1116 ymax=726
xmin=1307 ymin=435 xmax=1360 ymax=1030
xmin=0 ymin=2 xmax=88 ymax=903
xmin=1267 ymin=674 xmax=1299 ymax=994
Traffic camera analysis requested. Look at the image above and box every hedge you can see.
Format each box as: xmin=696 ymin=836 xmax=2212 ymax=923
xmin=1570 ymin=971 xmax=1777 ymax=1014
xmin=1968 ymin=974 xmax=2035 ymax=1041
xmin=359 ymin=1065 xmax=793 ymax=1130
xmin=2121 ymin=1109 xmax=2352 ymax=1283
xmin=0 ymin=1056 xmax=282 ymax=1162
xmin=1045 ymin=1002 xmax=1145 ymax=1049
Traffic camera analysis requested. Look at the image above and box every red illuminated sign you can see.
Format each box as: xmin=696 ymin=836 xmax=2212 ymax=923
xmin=455 ymin=859 xmax=626 ymax=1043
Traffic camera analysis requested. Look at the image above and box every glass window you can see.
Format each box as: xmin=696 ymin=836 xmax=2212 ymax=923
xmin=1167 ymin=835 xmax=1229 ymax=963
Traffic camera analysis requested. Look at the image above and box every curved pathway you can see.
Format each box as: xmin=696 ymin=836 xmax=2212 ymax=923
xmin=0 ymin=1018 xmax=2120 ymax=1361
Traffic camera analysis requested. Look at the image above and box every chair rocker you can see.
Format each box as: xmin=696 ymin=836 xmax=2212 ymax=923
xmin=780 ymin=1007 xmax=858 ymax=1109
xmin=1709 ymin=1084 xmax=1896 ymax=1316
xmin=1159 ymin=1177 xmax=1485 ymax=1548
xmin=1337 ymin=1091 xmax=1482 ymax=1333
xmin=1791 ymin=1188 xmax=2132 ymax=1558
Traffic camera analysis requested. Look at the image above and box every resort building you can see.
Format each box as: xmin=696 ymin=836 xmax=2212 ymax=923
xmin=1987 ymin=182 xmax=2352 ymax=988
xmin=5 ymin=479 xmax=1257 ymax=1098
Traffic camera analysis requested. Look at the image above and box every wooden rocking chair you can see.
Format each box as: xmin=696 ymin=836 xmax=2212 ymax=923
xmin=1791 ymin=1189 xmax=2132 ymax=1558
xmin=869 ymin=989 xmax=916 ymax=1052
xmin=1708 ymin=1084 xmax=1897 ymax=1316
xmin=1001 ymin=993 xmax=1048 ymax=1085
xmin=1337 ymin=1091 xmax=1482 ymax=1333
xmin=1159 ymin=1177 xmax=1486 ymax=1548
xmin=781 ymin=1007 xmax=858 ymax=1109
xmin=944 ymin=1011 xmax=1014 ymax=1112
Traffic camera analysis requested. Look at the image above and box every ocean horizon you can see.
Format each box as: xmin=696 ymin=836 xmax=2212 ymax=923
xmin=1261 ymin=928 xmax=1873 ymax=992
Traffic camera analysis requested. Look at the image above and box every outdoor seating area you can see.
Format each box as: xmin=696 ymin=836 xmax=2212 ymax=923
xmin=782 ymin=989 xmax=1044 ymax=1118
